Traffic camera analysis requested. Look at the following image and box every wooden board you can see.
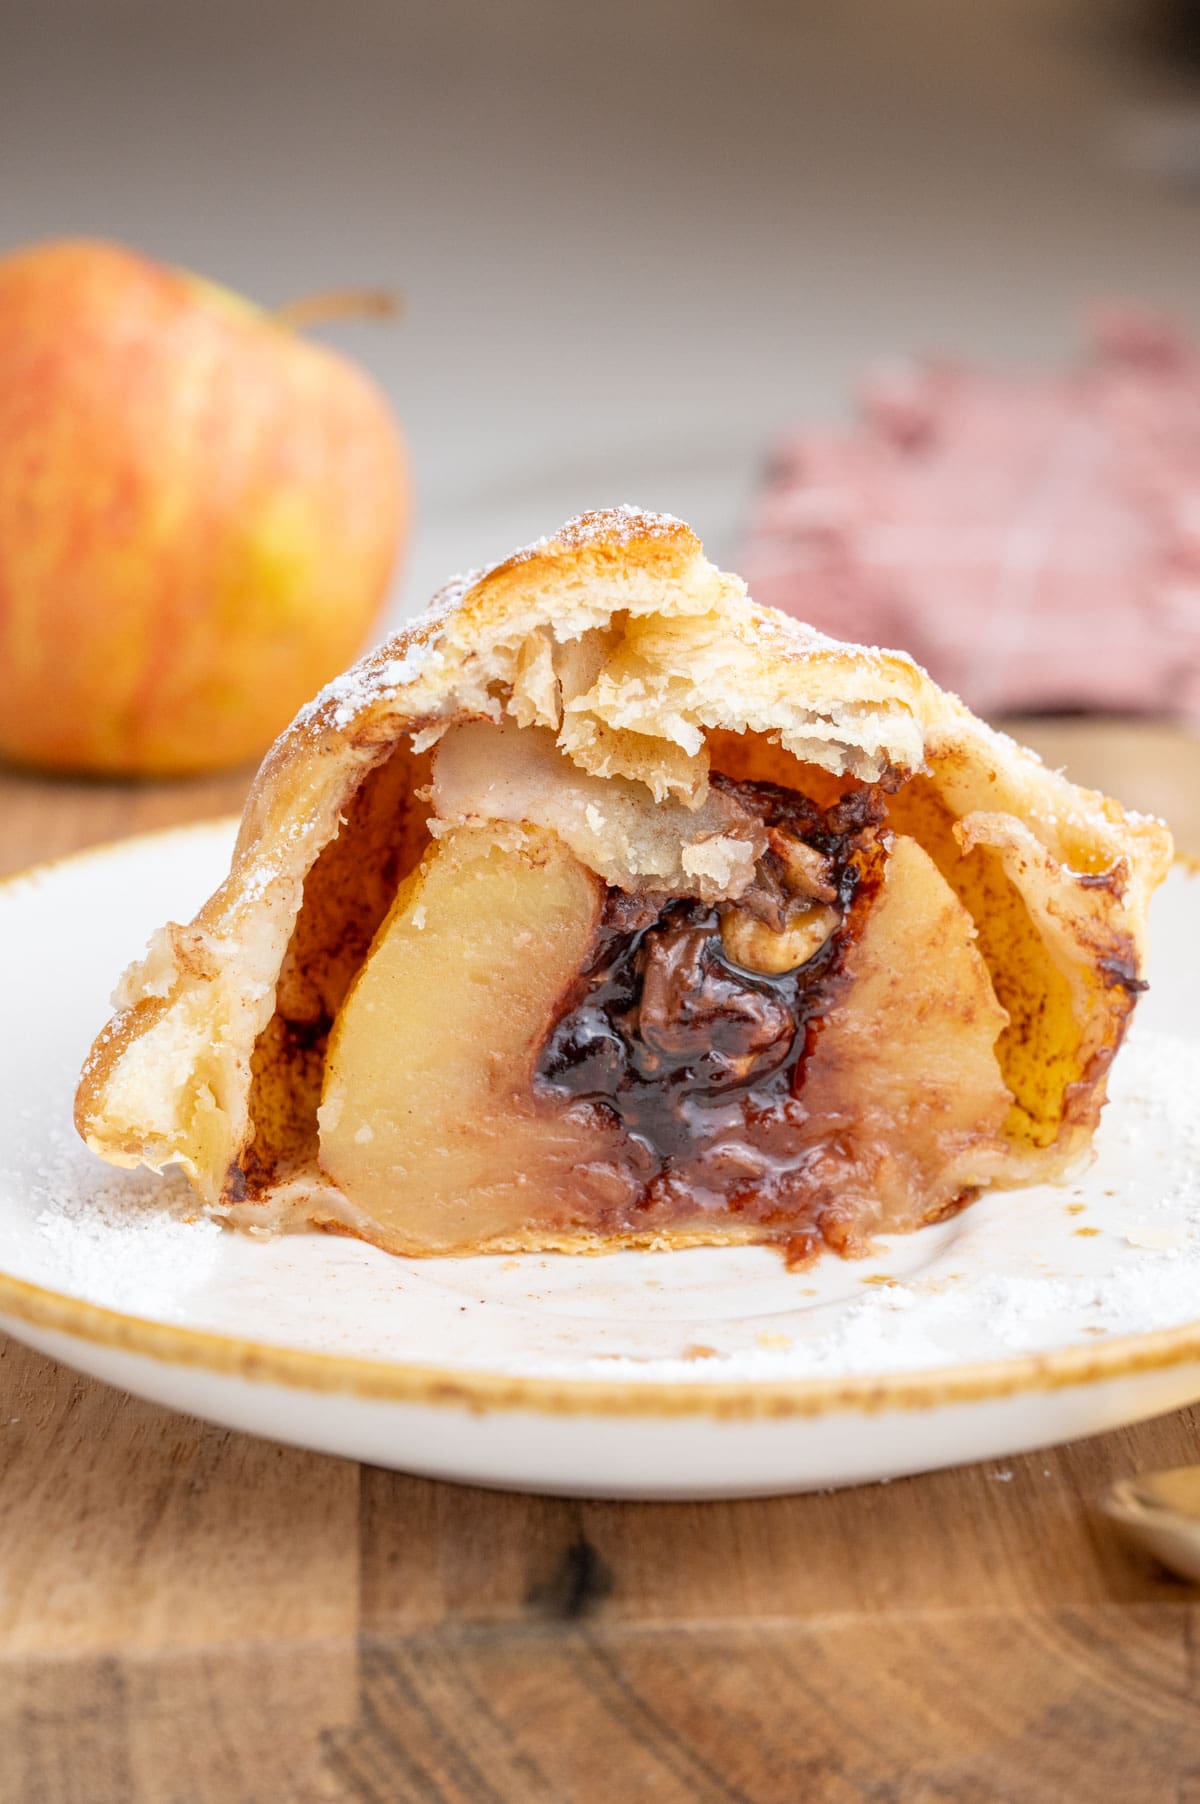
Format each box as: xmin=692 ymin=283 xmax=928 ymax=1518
xmin=2 ymin=723 xmax=1199 ymax=1804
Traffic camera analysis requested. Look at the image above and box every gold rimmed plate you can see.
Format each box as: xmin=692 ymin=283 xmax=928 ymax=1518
xmin=2 ymin=824 xmax=1199 ymax=1497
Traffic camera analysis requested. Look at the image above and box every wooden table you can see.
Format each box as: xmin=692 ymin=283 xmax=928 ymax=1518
xmin=3 ymin=723 xmax=1200 ymax=1804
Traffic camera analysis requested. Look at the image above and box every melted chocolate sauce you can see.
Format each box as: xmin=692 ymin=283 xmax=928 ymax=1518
xmin=536 ymin=777 xmax=887 ymax=1198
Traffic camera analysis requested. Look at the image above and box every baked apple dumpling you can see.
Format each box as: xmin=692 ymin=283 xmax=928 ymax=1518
xmin=77 ymin=508 xmax=1172 ymax=1263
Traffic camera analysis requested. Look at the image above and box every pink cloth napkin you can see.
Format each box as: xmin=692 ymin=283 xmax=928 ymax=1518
xmin=740 ymin=311 xmax=1200 ymax=720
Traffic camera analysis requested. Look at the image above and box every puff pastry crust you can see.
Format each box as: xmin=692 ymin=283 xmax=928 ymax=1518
xmin=76 ymin=507 xmax=1173 ymax=1263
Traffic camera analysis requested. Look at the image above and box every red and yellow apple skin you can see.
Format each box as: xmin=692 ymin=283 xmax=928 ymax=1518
xmin=0 ymin=239 xmax=408 ymax=775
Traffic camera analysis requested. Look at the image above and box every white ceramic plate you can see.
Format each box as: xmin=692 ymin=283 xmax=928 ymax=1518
xmin=2 ymin=822 xmax=1200 ymax=1498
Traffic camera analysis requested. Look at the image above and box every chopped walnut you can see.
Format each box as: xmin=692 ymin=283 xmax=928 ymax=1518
xmin=719 ymin=900 xmax=838 ymax=976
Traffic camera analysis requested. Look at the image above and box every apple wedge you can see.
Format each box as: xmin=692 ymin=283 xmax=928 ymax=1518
xmin=797 ymin=833 xmax=1014 ymax=1248
xmin=318 ymin=822 xmax=631 ymax=1251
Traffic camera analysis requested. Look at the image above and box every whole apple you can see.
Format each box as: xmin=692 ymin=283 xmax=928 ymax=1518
xmin=0 ymin=239 xmax=408 ymax=774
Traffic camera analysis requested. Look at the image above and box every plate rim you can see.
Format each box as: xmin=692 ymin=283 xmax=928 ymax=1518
xmin=6 ymin=820 xmax=1200 ymax=1423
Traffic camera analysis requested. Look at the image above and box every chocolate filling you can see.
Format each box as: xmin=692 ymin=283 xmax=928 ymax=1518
xmin=536 ymin=777 xmax=888 ymax=1213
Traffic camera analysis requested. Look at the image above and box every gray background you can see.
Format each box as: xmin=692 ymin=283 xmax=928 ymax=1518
xmin=3 ymin=0 xmax=1198 ymax=620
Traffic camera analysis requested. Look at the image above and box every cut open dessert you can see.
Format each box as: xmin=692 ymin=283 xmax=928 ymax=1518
xmin=76 ymin=507 xmax=1173 ymax=1264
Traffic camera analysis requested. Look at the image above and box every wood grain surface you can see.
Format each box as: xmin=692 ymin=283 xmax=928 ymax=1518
xmin=2 ymin=720 xmax=1199 ymax=1804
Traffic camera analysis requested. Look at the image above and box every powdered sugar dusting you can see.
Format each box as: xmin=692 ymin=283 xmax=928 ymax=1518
xmin=32 ymin=1177 xmax=223 ymax=1319
xmin=310 ymin=639 xmax=449 ymax=730
xmin=3 ymin=1085 xmax=223 ymax=1320
xmin=556 ymin=503 xmax=688 ymax=547
xmin=508 ymin=504 xmax=690 ymax=569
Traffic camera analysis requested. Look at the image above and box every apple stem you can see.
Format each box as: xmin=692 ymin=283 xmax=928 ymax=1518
xmin=270 ymin=287 xmax=402 ymax=333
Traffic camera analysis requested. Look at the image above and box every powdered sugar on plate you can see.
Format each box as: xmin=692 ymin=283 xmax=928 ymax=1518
xmin=2 ymin=1083 xmax=223 ymax=1321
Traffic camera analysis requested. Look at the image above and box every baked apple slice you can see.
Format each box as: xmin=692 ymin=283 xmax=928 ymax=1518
xmin=318 ymin=823 xmax=633 ymax=1251
xmin=791 ymin=833 xmax=1013 ymax=1256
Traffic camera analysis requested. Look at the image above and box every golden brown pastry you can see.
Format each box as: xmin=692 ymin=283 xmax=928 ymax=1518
xmin=76 ymin=507 xmax=1172 ymax=1264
